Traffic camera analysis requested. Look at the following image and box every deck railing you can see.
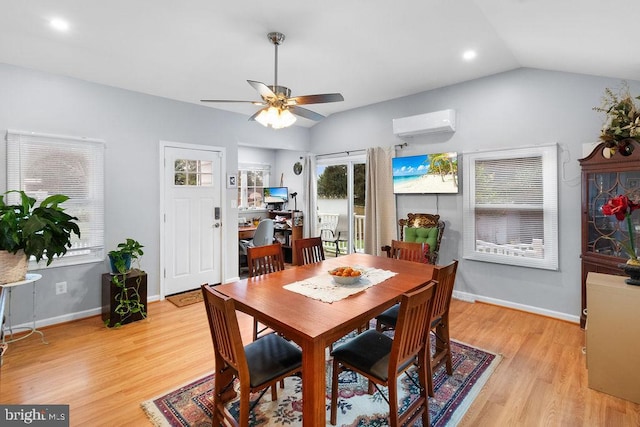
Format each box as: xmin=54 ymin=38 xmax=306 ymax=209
xmin=317 ymin=213 xmax=365 ymax=256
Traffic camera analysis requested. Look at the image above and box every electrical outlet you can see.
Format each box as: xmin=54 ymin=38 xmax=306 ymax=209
xmin=55 ymin=281 xmax=67 ymax=295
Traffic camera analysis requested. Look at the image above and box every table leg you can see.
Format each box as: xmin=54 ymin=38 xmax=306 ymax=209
xmin=301 ymin=338 xmax=327 ymax=426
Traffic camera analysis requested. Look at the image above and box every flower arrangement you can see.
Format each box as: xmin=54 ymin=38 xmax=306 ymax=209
xmin=593 ymin=84 xmax=640 ymax=157
xmin=601 ymin=195 xmax=640 ymax=265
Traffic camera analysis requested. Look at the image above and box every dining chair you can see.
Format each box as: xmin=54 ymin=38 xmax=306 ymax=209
xmin=380 ymin=240 xmax=429 ymax=263
xmin=247 ymin=242 xmax=285 ymax=341
xmin=293 ymin=236 xmax=325 ymax=266
xmin=330 ymin=281 xmax=437 ymax=427
xmin=375 ymin=259 xmax=459 ymax=396
xmin=201 ymin=284 xmax=302 ymax=426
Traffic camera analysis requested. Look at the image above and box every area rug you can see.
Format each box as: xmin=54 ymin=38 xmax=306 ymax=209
xmin=166 ymin=289 xmax=203 ymax=307
xmin=141 ymin=338 xmax=500 ymax=426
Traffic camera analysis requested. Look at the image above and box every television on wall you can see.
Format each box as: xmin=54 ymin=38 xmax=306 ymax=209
xmin=392 ymin=152 xmax=459 ymax=194
xmin=263 ymin=186 xmax=289 ymax=204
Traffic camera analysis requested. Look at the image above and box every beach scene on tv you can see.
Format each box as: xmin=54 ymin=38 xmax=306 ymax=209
xmin=392 ymin=152 xmax=458 ymax=194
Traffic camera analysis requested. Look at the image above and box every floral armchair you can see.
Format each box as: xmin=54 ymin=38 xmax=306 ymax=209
xmin=381 ymin=213 xmax=445 ymax=264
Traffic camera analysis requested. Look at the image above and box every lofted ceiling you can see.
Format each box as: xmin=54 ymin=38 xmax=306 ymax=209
xmin=0 ymin=0 xmax=638 ymax=127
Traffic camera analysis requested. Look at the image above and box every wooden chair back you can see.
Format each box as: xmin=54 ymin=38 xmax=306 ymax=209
xmin=389 ymin=281 xmax=437 ymax=375
xmin=430 ymin=260 xmax=459 ymax=324
xmin=293 ymin=237 xmax=325 ymax=266
xmin=201 ymin=284 xmax=249 ymax=381
xmin=247 ymin=243 xmax=285 ymax=277
xmin=384 ymin=240 xmax=428 ymax=263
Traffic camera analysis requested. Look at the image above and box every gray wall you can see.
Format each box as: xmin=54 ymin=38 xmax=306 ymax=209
xmin=310 ymin=68 xmax=640 ymax=321
xmin=4 ymin=62 xmax=639 ymax=326
xmin=0 ymin=62 xmax=310 ymax=325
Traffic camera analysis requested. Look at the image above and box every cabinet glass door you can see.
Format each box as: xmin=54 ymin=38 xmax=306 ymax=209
xmin=587 ymin=171 xmax=640 ymax=257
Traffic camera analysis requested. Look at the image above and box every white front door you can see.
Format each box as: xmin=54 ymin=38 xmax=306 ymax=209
xmin=163 ymin=146 xmax=222 ymax=296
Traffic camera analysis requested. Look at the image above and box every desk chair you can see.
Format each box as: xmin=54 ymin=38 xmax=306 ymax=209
xmin=376 ymin=260 xmax=459 ymax=396
xmin=330 ymin=282 xmax=436 ymax=427
xmin=201 ymin=284 xmax=302 ymax=426
xmin=293 ymin=237 xmax=325 ymax=266
xmin=239 ymin=218 xmax=274 ymax=272
xmin=246 ymin=243 xmax=286 ymax=341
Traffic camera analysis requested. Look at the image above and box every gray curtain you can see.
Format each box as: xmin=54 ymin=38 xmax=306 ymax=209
xmin=303 ymin=155 xmax=318 ymax=238
xmin=364 ymin=146 xmax=397 ymax=255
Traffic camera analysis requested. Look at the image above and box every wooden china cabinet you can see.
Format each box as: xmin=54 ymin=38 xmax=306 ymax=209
xmin=579 ymin=142 xmax=640 ymax=328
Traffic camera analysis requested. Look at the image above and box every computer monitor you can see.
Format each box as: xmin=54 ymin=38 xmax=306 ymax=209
xmin=263 ymin=186 xmax=289 ymax=204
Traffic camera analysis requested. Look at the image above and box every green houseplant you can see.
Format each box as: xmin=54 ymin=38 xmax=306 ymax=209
xmin=106 ymin=238 xmax=146 ymax=327
xmin=0 ymin=190 xmax=80 ymax=284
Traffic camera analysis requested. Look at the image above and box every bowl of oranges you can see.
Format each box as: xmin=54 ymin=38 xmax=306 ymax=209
xmin=328 ymin=266 xmax=363 ymax=285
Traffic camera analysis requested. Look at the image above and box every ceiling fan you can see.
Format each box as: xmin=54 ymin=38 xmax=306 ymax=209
xmin=201 ymin=32 xmax=344 ymax=129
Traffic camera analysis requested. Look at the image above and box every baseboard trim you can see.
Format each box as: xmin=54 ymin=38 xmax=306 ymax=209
xmin=452 ymin=290 xmax=580 ymax=324
xmin=10 ymin=295 xmax=161 ymax=330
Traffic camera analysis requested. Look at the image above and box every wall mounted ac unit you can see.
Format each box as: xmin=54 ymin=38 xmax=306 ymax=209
xmin=392 ymin=109 xmax=456 ymax=137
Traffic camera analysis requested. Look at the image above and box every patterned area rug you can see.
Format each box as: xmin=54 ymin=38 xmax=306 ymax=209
xmin=141 ymin=337 xmax=500 ymax=426
xmin=166 ymin=289 xmax=203 ymax=307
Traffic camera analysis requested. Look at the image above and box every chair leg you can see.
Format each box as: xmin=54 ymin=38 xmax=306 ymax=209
xmin=439 ymin=320 xmax=453 ymax=375
xmin=239 ymin=384 xmax=250 ymax=427
xmin=426 ymin=342 xmax=435 ymax=397
xmin=330 ymin=359 xmax=340 ymax=425
xmin=388 ymin=378 xmax=399 ymax=427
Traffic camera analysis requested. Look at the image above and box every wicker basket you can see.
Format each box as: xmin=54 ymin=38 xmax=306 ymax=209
xmin=0 ymin=250 xmax=28 ymax=285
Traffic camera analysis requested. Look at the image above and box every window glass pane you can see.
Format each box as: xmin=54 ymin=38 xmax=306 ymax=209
xmin=238 ymin=164 xmax=269 ymax=209
xmin=6 ymin=130 xmax=105 ymax=267
xmin=174 ymin=159 xmax=213 ymax=187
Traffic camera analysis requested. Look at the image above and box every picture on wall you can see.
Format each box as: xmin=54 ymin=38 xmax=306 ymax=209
xmin=392 ymin=152 xmax=459 ymax=194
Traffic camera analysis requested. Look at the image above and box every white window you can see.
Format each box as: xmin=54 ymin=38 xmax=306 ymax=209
xmin=238 ymin=163 xmax=270 ymax=209
xmin=463 ymin=145 xmax=558 ymax=270
xmin=6 ymin=130 xmax=105 ymax=268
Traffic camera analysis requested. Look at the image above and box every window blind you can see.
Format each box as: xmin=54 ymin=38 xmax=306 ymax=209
xmin=6 ymin=130 xmax=105 ymax=268
xmin=463 ymin=145 xmax=558 ymax=270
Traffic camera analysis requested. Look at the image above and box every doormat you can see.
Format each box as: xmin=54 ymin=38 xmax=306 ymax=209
xmin=166 ymin=289 xmax=203 ymax=307
xmin=141 ymin=339 xmax=501 ymax=426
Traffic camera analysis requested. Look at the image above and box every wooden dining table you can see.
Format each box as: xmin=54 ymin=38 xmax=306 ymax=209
xmin=213 ymin=252 xmax=435 ymax=426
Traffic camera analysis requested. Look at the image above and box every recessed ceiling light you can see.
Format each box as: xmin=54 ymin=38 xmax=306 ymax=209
xmin=50 ymin=18 xmax=70 ymax=32
xmin=462 ymin=50 xmax=477 ymax=61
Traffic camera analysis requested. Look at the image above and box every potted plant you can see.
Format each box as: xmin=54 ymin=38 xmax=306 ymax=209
xmin=108 ymin=238 xmax=144 ymax=274
xmin=105 ymin=238 xmax=146 ymax=327
xmin=594 ymin=83 xmax=640 ymax=157
xmin=0 ymin=190 xmax=80 ymax=284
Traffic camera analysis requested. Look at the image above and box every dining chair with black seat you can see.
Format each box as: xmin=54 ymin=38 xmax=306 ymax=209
xmin=201 ymin=284 xmax=302 ymax=427
xmin=293 ymin=236 xmax=325 ymax=266
xmin=330 ymin=281 xmax=437 ymax=427
xmin=375 ymin=259 xmax=459 ymax=396
xmin=246 ymin=242 xmax=286 ymax=341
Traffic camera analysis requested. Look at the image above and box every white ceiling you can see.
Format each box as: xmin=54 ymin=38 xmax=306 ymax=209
xmin=1 ymin=0 xmax=638 ymax=127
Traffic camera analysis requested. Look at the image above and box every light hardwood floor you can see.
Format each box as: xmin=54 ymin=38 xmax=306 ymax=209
xmin=1 ymin=298 xmax=638 ymax=426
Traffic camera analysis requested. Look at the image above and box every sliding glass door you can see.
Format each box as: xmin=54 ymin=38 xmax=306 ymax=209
xmin=316 ymin=155 xmax=366 ymax=257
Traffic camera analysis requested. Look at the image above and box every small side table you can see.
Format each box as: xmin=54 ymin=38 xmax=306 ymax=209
xmin=1 ymin=273 xmax=47 ymax=345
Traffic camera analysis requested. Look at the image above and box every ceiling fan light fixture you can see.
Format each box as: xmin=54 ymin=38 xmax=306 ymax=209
xmin=255 ymin=106 xmax=297 ymax=129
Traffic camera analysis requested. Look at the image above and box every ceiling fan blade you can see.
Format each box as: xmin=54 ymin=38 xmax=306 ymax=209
xmin=248 ymin=80 xmax=277 ymax=99
xmin=290 ymin=106 xmax=325 ymax=121
xmin=200 ymin=99 xmax=265 ymax=105
xmin=287 ymin=93 xmax=344 ymax=105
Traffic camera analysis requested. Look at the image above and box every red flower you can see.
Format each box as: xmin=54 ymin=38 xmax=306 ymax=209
xmin=602 ymin=195 xmax=639 ymax=221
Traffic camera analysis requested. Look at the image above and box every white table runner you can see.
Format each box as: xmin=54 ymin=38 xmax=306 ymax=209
xmin=283 ymin=265 xmax=397 ymax=303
